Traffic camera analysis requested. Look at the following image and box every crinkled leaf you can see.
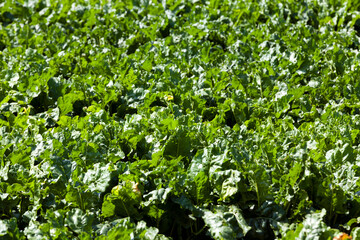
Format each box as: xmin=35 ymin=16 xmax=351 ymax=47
xmin=202 ymin=205 xmax=251 ymax=240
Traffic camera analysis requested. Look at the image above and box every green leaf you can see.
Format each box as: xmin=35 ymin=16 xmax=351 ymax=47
xmin=143 ymin=187 xmax=172 ymax=207
xmin=186 ymin=171 xmax=211 ymax=205
xmin=202 ymin=205 xmax=251 ymax=240
xmin=286 ymin=209 xmax=337 ymax=240
xmin=248 ymin=167 xmax=272 ymax=207
xmin=57 ymin=92 xmax=84 ymax=115
xmin=82 ymin=163 xmax=112 ymax=193
xmin=65 ymin=208 xmax=94 ymax=235
xmin=352 ymin=227 xmax=360 ymax=240
xmin=0 ymin=218 xmax=25 ymax=239
xmin=102 ymin=181 xmax=142 ymax=218
xmin=101 ymin=200 xmax=116 ymax=218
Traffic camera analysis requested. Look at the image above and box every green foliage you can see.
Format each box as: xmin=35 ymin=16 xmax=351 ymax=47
xmin=2 ymin=0 xmax=360 ymax=239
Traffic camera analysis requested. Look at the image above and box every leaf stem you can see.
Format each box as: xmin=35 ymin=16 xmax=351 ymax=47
xmin=193 ymin=225 xmax=207 ymax=236
xmin=120 ymin=199 xmax=130 ymax=217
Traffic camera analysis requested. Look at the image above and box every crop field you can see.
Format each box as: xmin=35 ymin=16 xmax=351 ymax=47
xmin=2 ymin=0 xmax=360 ymax=239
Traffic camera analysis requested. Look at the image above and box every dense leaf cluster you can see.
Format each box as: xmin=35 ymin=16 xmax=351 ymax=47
xmin=2 ymin=0 xmax=360 ymax=239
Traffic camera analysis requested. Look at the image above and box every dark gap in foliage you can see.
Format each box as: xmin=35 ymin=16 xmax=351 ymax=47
xmin=30 ymin=92 xmax=51 ymax=114
xmin=209 ymin=14 xmax=220 ymax=21
xmin=289 ymin=13 xmax=299 ymax=24
xmin=0 ymin=113 xmax=6 ymax=122
xmin=225 ymin=110 xmax=236 ymax=128
xmin=287 ymin=110 xmax=300 ymax=126
xmin=117 ymin=106 xmax=138 ymax=119
xmin=207 ymin=32 xmax=227 ymax=52
xmin=57 ymin=17 xmax=69 ymax=26
xmin=0 ymin=40 xmax=6 ymax=51
xmin=18 ymin=216 xmax=28 ymax=232
xmin=354 ymin=19 xmax=360 ymax=36
xmin=160 ymin=23 xmax=171 ymax=38
xmin=101 ymin=174 xmax=119 ymax=200
xmin=342 ymin=105 xmax=360 ymax=115
xmin=243 ymin=201 xmax=284 ymax=239
xmin=33 ymin=156 xmax=41 ymax=165
xmin=186 ymin=71 xmax=193 ymax=78
xmin=72 ymin=100 xmax=87 ymax=117
xmin=331 ymin=213 xmax=356 ymax=234
xmin=3 ymin=145 xmax=12 ymax=159
xmin=18 ymin=197 xmax=32 ymax=230
xmin=42 ymin=193 xmax=56 ymax=211
xmin=306 ymin=14 xmax=319 ymax=29
xmin=342 ymin=15 xmax=353 ymax=27
xmin=349 ymin=41 xmax=358 ymax=50
xmin=149 ymin=97 xmax=167 ymax=108
xmin=119 ymin=140 xmax=133 ymax=162
xmin=245 ymin=118 xmax=257 ymax=130
xmin=245 ymin=218 xmax=276 ymax=240
xmin=106 ymin=96 xmax=138 ymax=118
xmin=32 ymin=1 xmax=47 ymax=14
xmin=204 ymin=97 xmax=217 ymax=108
xmin=127 ymin=42 xmax=141 ymax=55
xmin=257 ymin=14 xmax=268 ymax=24
xmin=92 ymin=96 xmax=100 ymax=104
xmin=144 ymin=201 xmax=207 ymax=240
xmin=202 ymin=107 xmax=217 ymax=122
xmin=126 ymin=34 xmax=150 ymax=55
xmin=135 ymin=137 xmax=151 ymax=160
xmin=1 ymin=12 xmax=15 ymax=27
xmin=106 ymin=99 xmax=119 ymax=116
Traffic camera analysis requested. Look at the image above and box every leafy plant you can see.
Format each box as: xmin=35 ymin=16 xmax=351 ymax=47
xmin=2 ymin=0 xmax=360 ymax=239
